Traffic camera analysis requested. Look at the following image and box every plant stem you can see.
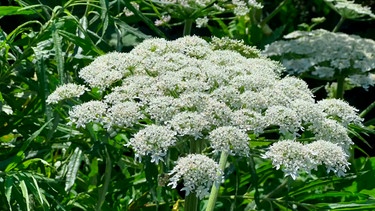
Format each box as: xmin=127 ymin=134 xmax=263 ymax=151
xmin=96 ymin=146 xmax=112 ymax=211
xmin=183 ymin=19 xmax=194 ymax=36
xmin=259 ymin=0 xmax=289 ymax=27
xmin=360 ymin=100 xmax=375 ymax=118
xmin=336 ymin=76 xmax=345 ymax=99
xmin=333 ymin=16 xmax=345 ymax=32
xmin=185 ymin=193 xmax=199 ymax=211
xmin=206 ymin=152 xmax=228 ymax=211
xmin=248 ymin=154 xmax=261 ymax=209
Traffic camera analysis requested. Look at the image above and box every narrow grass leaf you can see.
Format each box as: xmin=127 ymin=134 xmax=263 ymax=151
xmin=65 ymin=147 xmax=83 ymax=191
xmin=5 ymin=175 xmax=14 ymax=210
xmin=19 ymin=180 xmax=30 ymax=211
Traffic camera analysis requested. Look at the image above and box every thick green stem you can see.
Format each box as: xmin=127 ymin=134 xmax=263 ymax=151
xmin=336 ymin=76 xmax=345 ymax=99
xmin=96 ymin=146 xmax=112 ymax=211
xmin=206 ymin=152 xmax=228 ymax=211
xmin=183 ymin=19 xmax=194 ymax=36
xmin=333 ymin=16 xmax=345 ymax=32
xmin=185 ymin=193 xmax=199 ymax=211
xmin=360 ymin=100 xmax=375 ymax=118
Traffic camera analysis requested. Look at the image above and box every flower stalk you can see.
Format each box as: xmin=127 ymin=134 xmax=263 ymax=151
xmin=206 ymin=151 xmax=228 ymax=211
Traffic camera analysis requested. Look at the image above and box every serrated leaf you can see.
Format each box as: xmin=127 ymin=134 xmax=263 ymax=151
xmin=65 ymin=147 xmax=83 ymax=191
xmin=52 ymin=23 xmax=65 ymax=84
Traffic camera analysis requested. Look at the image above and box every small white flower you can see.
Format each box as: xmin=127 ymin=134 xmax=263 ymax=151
xmin=196 ymin=16 xmax=209 ymax=28
xmin=155 ymin=15 xmax=171 ymax=26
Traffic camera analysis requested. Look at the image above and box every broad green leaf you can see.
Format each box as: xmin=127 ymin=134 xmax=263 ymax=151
xmin=65 ymin=147 xmax=83 ymax=191
xmin=99 ymin=0 xmax=109 ymax=38
xmin=19 ymin=180 xmax=30 ymax=211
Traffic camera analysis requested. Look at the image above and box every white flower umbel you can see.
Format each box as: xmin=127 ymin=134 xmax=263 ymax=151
xmin=168 ymin=154 xmax=223 ymax=199
xmin=50 ymin=36 xmax=362 ymax=182
xmin=79 ymin=52 xmax=129 ymax=89
xmin=127 ymin=125 xmax=177 ymax=164
xmin=169 ymin=111 xmax=210 ymax=140
xmin=46 ymin=83 xmax=88 ymax=104
xmin=263 ymin=139 xmax=351 ymax=179
xmin=104 ymin=101 xmax=144 ymax=132
xmin=68 ymin=101 xmax=107 ymax=128
xmin=262 ymin=140 xmax=313 ymax=180
xmin=263 ymin=29 xmax=375 ymax=89
xmin=309 ymin=119 xmax=353 ymax=149
xmin=265 ymin=106 xmax=302 ymax=137
xmin=209 ymin=126 xmax=250 ymax=157
xmin=318 ymin=99 xmax=363 ymax=126
xmin=324 ymin=0 xmax=375 ymax=20
xmin=307 ymin=140 xmax=350 ymax=177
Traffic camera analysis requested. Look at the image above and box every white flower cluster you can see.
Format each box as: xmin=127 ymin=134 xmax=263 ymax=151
xmin=263 ymin=140 xmax=350 ymax=179
xmin=149 ymin=0 xmax=263 ymax=27
xmin=126 ymin=125 xmax=177 ymax=164
xmin=324 ymin=0 xmax=375 ymax=20
xmin=48 ymin=36 xmax=362 ymax=191
xmin=263 ymin=29 xmax=375 ymax=89
xmin=168 ymin=154 xmax=223 ymax=199
xmin=46 ymin=83 xmax=88 ymax=104
xmin=209 ymin=126 xmax=250 ymax=156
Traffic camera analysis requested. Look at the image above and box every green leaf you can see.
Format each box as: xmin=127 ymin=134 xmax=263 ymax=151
xmin=19 ymin=180 xmax=30 ymax=211
xmin=4 ymin=119 xmax=53 ymax=172
xmin=5 ymin=175 xmax=14 ymax=210
xmin=99 ymin=0 xmax=109 ymax=38
xmin=65 ymin=147 xmax=83 ymax=191
xmin=0 ymin=6 xmax=40 ymax=16
xmin=52 ymin=23 xmax=65 ymax=84
xmin=30 ymin=174 xmax=48 ymax=207
xmin=58 ymin=30 xmax=104 ymax=55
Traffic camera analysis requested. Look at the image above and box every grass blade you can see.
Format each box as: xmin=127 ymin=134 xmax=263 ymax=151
xmin=19 ymin=180 xmax=30 ymax=211
xmin=5 ymin=175 xmax=14 ymax=211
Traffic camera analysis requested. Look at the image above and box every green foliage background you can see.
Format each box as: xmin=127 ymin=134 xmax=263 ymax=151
xmin=0 ymin=0 xmax=375 ymax=210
